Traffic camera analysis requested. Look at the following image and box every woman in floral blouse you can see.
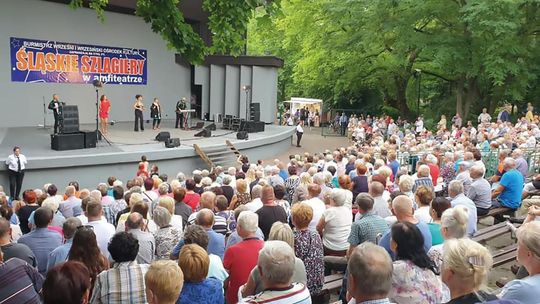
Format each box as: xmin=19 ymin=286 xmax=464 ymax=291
xmin=440 ymin=152 xmax=456 ymax=193
xmin=152 ymin=206 xmax=182 ymax=260
xmin=389 ymin=221 xmax=442 ymax=304
xmin=291 ymin=202 xmax=324 ymax=295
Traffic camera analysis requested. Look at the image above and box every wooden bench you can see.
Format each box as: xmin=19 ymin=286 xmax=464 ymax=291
xmin=312 ymin=274 xmax=344 ymax=304
xmin=492 ymin=243 xmax=519 ymax=267
xmin=477 ymin=207 xmax=514 ymax=221
xmin=472 ymin=222 xmax=520 ymax=244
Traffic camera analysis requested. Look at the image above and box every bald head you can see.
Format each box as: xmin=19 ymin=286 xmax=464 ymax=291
xmin=261 ymin=185 xmax=275 ymax=204
xmin=200 ymin=192 xmax=216 ymax=210
xmin=391 ymin=195 xmax=414 ymax=219
xmin=369 ymin=181 xmax=384 ymax=197
xmin=196 ymin=208 xmax=214 ymax=228
xmin=126 ymin=212 xmax=144 ymax=230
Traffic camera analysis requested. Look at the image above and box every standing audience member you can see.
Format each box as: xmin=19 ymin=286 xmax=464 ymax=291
xmin=0 ymin=248 xmax=43 ymax=303
xmin=86 ymin=200 xmax=116 ymax=259
xmin=441 ymin=238 xmax=496 ymax=303
xmin=43 ymin=261 xmax=91 ymax=304
xmin=351 ymin=164 xmax=369 ymax=201
xmin=47 ymin=217 xmax=81 ymax=270
xmin=317 ymin=188 xmax=352 ymax=256
xmin=144 ymin=260 xmax=184 ymax=304
xmin=303 ymin=184 xmax=326 ymax=231
xmin=256 ymin=185 xmax=287 ymax=240
xmin=18 ymin=207 xmax=62 ymax=275
xmin=347 ymin=242 xmax=394 ymax=304
xmin=448 ymin=180 xmax=477 ymax=236
xmin=223 ymin=211 xmax=264 ymax=304
xmin=500 ymin=221 xmax=540 ymax=302
xmin=0 ymin=217 xmax=36 ymax=267
xmin=126 ymin=212 xmax=156 ymax=264
xmin=388 ymin=222 xmax=442 ymax=303
xmin=291 ymin=203 xmax=325 ymax=295
xmin=91 ymin=232 xmax=150 ymax=304
xmin=177 ymin=244 xmax=224 ymax=304
xmin=239 ymin=241 xmax=311 ymax=303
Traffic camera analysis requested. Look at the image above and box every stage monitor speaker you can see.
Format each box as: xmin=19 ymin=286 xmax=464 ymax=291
xmin=194 ymin=129 xmax=211 ymax=137
xmin=191 ymin=122 xmax=205 ymax=130
xmin=155 ymin=131 xmax=170 ymax=142
xmin=165 ymin=138 xmax=181 ymax=148
xmin=81 ymin=130 xmax=97 ymax=148
xmin=205 ymin=123 xmax=216 ymax=131
xmin=237 ymin=131 xmax=249 ymax=140
xmin=51 ymin=133 xmax=85 ymax=151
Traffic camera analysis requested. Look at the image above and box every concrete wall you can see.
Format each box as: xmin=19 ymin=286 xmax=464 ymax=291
xmin=252 ymin=66 xmax=279 ymax=123
xmin=224 ymin=65 xmax=240 ymax=117
xmin=0 ymin=0 xmax=191 ymax=127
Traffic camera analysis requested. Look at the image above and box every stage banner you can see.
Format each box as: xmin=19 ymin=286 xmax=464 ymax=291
xmin=10 ymin=37 xmax=147 ymax=85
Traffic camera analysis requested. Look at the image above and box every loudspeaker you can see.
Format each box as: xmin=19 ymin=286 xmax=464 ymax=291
xmin=51 ymin=133 xmax=85 ymax=151
xmin=194 ymin=129 xmax=211 ymax=137
xmin=165 ymin=138 xmax=181 ymax=148
xmin=237 ymin=131 xmax=249 ymax=140
xmin=250 ymin=111 xmax=260 ymax=122
xmin=250 ymin=103 xmax=261 ymax=122
xmin=205 ymin=123 xmax=216 ymax=131
xmin=61 ymin=105 xmax=80 ymax=134
xmin=240 ymin=121 xmax=265 ymax=133
xmin=250 ymin=103 xmax=260 ymax=112
xmin=190 ymin=122 xmax=205 ymax=130
xmin=81 ymin=130 xmax=97 ymax=148
xmin=155 ymin=131 xmax=171 ymax=142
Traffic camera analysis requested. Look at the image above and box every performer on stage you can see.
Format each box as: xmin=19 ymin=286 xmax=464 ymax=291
xmin=133 ymin=94 xmax=144 ymax=132
xmin=175 ymin=97 xmax=187 ymax=129
xmin=5 ymin=146 xmax=27 ymax=200
xmin=150 ymin=98 xmax=162 ymax=130
xmin=48 ymin=94 xmax=62 ymax=134
xmin=99 ymin=95 xmax=111 ymax=135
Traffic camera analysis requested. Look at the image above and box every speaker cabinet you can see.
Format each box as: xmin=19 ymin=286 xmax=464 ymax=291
xmin=155 ymin=131 xmax=171 ymax=142
xmin=81 ymin=130 xmax=97 ymax=148
xmin=165 ymin=138 xmax=181 ymax=148
xmin=237 ymin=131 xmax=249 ymax=140
xmin=51 ymin=133 xmax=85 ymax=151
xmin=61 ymin=105 xmax=80 ymax=134
xmin=194 ymin=129 xmax=211 ymax=137
xmin=205 ymin=123 xmax=216 ymax=131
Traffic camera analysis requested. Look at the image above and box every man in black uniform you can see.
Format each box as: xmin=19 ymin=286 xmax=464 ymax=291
xmin=175 ymin=98 xmax=187 ymax=129
xmin=48 ymin=94 xmax=62 ymax=134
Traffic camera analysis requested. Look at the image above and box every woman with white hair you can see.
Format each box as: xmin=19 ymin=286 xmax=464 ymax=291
xmin=440 ymin=152 xmax=456 ymax=192
xmin=41 ymin=197 xmax=65 ymax=228
xmin=428 ymin=205 xmax=469 ymax=273
xmin=441 ymin=238 xmax=496 ymax=303
xmin=316 ymin=188 xmax=352 ymax=256
xmin=291 ymin=172 xmax=312 ymax=204
xmin=152 ymin=206 xmax=182 ymax=260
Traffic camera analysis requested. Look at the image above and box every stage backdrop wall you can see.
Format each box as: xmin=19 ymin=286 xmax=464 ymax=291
xmin=0 ymin=0 xmax=191 ymax=128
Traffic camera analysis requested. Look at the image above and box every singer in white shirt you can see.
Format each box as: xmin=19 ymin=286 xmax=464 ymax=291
xmin=5 ymin=146 xmax=27 ymax=200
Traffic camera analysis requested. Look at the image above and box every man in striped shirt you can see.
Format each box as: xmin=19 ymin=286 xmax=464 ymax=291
xmin=0 ymin=248 xmax=43 ymax=304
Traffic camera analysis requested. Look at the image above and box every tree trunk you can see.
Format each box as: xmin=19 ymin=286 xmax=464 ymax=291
xmin=464 ymin=77 xmax=479 ymax=119
xmin=456 ymin=78 xmax=465 ymax=118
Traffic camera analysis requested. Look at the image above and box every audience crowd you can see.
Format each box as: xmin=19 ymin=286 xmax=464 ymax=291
xmin=0 ymin=107 xmax=540 ymax=304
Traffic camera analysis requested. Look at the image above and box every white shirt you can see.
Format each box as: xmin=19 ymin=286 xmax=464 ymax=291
xmin=372 ymin=196 xmax=391 ymax=218
xmin=245 ymin=198 xmax=263 ymax=212
xmin=304 ymin=197 xmax=326 ymax=231
xmin=5 ymin=153 xmax=27 ymax=171
xmin=87 ymin=220 xmax=116 ymax=259
xmin=321 ymin=206 xmax=352 ymax=251
xmin=414 ymin=206 xmax=432 ymax=223
xmin=296 ymin=124 xmax=304 ymax=133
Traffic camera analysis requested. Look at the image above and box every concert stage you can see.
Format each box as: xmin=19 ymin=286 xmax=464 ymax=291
xmin=0 ymin=120 xmax=295 ymax=189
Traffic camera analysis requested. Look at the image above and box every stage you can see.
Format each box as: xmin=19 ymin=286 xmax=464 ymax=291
xmin=0 ymin=120 xmax=295 ymax=189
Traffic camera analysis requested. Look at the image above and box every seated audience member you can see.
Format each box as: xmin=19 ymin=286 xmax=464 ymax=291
xmin=186 ymin=192 xmax=228 ymax=235
xmin=229 ymin=179 xmax=251 ymax=210
xmin=428 ymin=206 xmax=469 ymax=272
xmin=68 ymin=225 xmax=109 ymax=292
xmin=216 ymin=195 xmax=236 ymax=233
xmin=223 ymin=211 xmax=265 ymax=304
xmin=347 ymin=242 xmax=393 ymax=304
xmin=500 ymin=221 xmax=540 ymax=303
xmin=351 ymin=164 xmax=369 ymax=201
xmin=398 ymin=175 xmax=416 ymax=203
xmin=225 ymin=205 xmax=264 ymax=250
xmin=18 ymin=190 xmax=40 ymax=234
xmin=241 ymin=222 xmax=307 ymax=297
xmin=448 ymin=180 xmax=477 ymax=236
xmin=158 ymin=196 xmax=184 ymax=231
xmin=427 ymin=197 xmax=452 ymax=246
xmin=412 ymin=165 xmax=434 ymax=193
xmin=153 ymin=206 xmax=183 ymax=260
xmin=273 ymin=184 xmax=292 ymax=220
xmin=348 ymin=193 xmax=390 ymax=255
xmin=18 ymin=207 xmax=62 ymax=275
xmin=240 ymin=241 xmax=311 ymax=303
xmin=455 ymin=161 xmax=473 ymax=195
xmin=291 ymin=202 xmax=324 ymax=295
xmin=109 ymin=185 xmax=127 ymax=226
xmin=171 ymin=209 xmax=225 ymax=260
xmin=183 ymin=179 xmax=201 ymax=211
xmin=173 ymin=188 xmax=192 ymax=227
xmin=91 ymin=232 xmax=150 ymax=303
xmin=245 ymin=184 xmax=264 ymax=212
xmin=177 ymin=244 xmax=224 ymax=304
xmin=117 ymin=197 xmax=158 ymax=233
xmin=60 ymin=185 xmax=82 ymax=218
xmin=85 ymin=199 xmax=116 ymax=259
xmin=183 ymin=224 xmax=228 ymax=284
xmin=145 ymin=260 xmax=184 ymax=304
xmin=413 ymin=185 xmax=434 ymax=223
xmin=0 ymin=204 xmax=22 ymax=242
xmin=256 ymin=185 xmax=287 ymax=240
xmin=522 ymin=174 xmax=540 ymax=200
xmin=126 ymin=212 xmax=156 ymax=264
xmin=47 ymin=217 xmax=81 ymax=270
xmin=0 ymin=247 xmax=43 ymax=303
xmin=304 ymin=184 xmax=326 ymax=231
xmin=379 ymin=195 xmax=432 ymax=258
xmin=388 ymin=222 xmax=442 ymax=303
xmin=43 ymin=261 xmax=91 ymax=304
xmin=369 ymin=181 xmax=392 ymax=218
xmin=317 ymin=188 xmax=352 ymax=256
xmin=467 ymin=165 xmax=492 ymax=216
xmin=0 ymin=217 xmax=36 ymax=267
xmin=441 ymin=238 xmax=497 ymax=303
xmin=492 ymin=158 xmax=525 ymax=213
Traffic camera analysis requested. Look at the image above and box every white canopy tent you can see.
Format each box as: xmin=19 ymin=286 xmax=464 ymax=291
xmin=283 ymin=97 xmax=323 ymax=115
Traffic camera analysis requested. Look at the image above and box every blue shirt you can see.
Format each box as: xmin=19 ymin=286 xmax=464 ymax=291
xmin=176 ymin=278 xmax=224 ymax=304
xmin=499 ymin=169 xmax=524 ymax=209
xmin=500 ymin=273 xmax=540 ymax=303
xmin=172 ymin=229 xmax=225 ymax=260
xmin=18 ymin=228 xmax=62 ymax=275
xmin=379 ymin=221 xmax=432 ymax=260
xmin=451 ymin=193 xmax=478 ymax=236
xmin=47 ymin=239 xmax=73 ymax=271
xmin=388 ymin=160 xmax=400 ymax=179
